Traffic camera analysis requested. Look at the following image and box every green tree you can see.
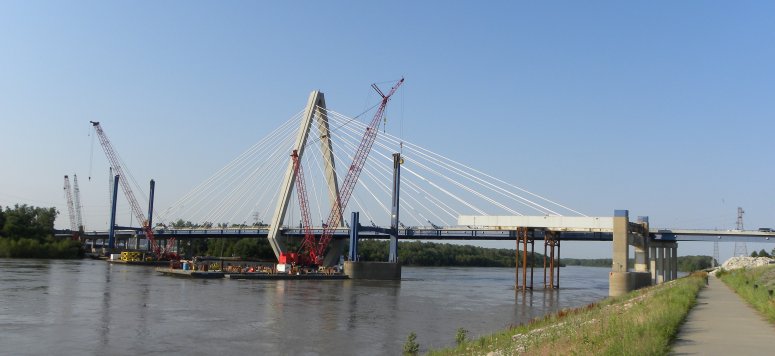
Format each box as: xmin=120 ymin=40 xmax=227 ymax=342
xmin=2 ymin=204 xmax=57 ymax=240
xmin=0 ymin=204 xmax=82 ymax=258
xmin=751 ymin=250 xmax=759 ymax=257
xmin=0 ymin=207 xmax=5 ymax=237
xmin=676 ymin=255 xmax=714 ymax=271
xmin=759 ymin=249 xmax=771 ymax=258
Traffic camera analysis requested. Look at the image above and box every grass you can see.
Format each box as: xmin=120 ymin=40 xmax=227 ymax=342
xmin=718 ymin=265 xmax=775 ymax=323
xmin=427 ymin=272 xmax=707 ymax=356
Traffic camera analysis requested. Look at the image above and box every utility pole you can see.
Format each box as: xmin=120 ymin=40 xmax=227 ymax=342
xmin=734 ymin=207 xmax=748 ymax=257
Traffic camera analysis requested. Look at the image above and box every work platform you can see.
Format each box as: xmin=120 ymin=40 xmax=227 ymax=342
xmin=155 ymin=268 xmax=348 ymax=280
xmin=156 ymin=268 xmax=225 ymax=279
xmin=226 ymin=273 xmax=348 ymax=280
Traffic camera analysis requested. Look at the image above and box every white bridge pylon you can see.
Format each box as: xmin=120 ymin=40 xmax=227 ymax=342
xmin=266 ymin=90 xmax=345 ymax=265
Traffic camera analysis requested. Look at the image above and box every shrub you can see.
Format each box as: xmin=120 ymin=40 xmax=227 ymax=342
xmin=455 ymin=328 xmax=468 ymax=345
xmin=403 ymin=332 xmax=419 ymax=355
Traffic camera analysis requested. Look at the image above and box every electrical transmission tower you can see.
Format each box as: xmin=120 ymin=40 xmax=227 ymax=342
xmin=713 ymin=241 xmax=720 ymax=267
xmin=734 ymin=207 xmax=748 ymax=257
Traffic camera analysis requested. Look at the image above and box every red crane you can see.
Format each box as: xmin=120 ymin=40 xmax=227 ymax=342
xmin=296 ymin=78 xmax=404 ymax=265
xmin=291 ymin=150 xmax=318 ymax=265
xmin=90 ymin=121 xmax=175 ymax=259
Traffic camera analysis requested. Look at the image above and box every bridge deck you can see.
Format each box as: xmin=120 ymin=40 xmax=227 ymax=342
xmin=66 ymin=226 xmax=775 ymax=242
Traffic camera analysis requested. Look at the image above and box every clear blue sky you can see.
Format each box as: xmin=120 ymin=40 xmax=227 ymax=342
xmin=1 ymin=1 xmax=774 ymax=261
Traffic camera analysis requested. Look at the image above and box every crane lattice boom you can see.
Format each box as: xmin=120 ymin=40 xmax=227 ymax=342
xmin=73 ymin=174 xmax=84 ymax=232
xmin=291 ymin=150 xmax=318 ymax=265
xmin=313 ymin=78 xmax=404 ymax=263
xmin=90 ymin=121 xmax=172 ymax=258
xmin=63 ymin=175 xmax=78 ymax=238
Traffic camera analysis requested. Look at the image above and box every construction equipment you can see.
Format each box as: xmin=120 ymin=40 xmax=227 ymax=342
xmin=72 ymin=174 xmax=84 ymax=234
xmin=63 ymin=175 xmax=79 ymax=239
xmin=291 ymin=150 xmax=318 ymax=265
xmin=293 ymin=78 xmax=404 ymax=265
xmin=89 ymin=121 xmax=176 ymax=259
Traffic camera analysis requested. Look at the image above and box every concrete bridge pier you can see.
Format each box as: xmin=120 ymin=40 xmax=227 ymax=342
xmin=633 ymin=216 xmax=650 ymax=274
xmin=609 ymin=210 xmax=652 ymax=297
xmin=343 ymin=210 xmax=402 ymax=280
xmin=648 ymin=240 xmax=678 ymax=285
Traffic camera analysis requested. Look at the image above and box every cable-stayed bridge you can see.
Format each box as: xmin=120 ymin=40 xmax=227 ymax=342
xmin=74 ymin=81 xmax=775 ymax=296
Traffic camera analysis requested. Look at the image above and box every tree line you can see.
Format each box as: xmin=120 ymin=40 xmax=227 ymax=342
xmin=561 ymin=255 xmax=716 ymax=272
xmin=750 ymin=249 xmax=774 ymax=258
xmin=184 ymin=238 xmax=555 ymax=267
xmin=0 ymin=204 xmax=83 ymax=258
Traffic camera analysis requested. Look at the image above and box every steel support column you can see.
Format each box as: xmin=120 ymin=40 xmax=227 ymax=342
xmin=349 ymin=212 xmax=360 ymax=262
xmin=388 ymin=153 xmax=401 ymax=263
xmin=108 ymin=175 xmax=119 ymax=250
xmin=516 ymin=227 xmax=533 ymax=291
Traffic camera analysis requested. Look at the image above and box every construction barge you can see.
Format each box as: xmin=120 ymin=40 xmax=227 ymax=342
xmin=105 ymin=251 xmax=172 ymax=266
xmin=155 ymin=257 xmax=348 ymax=280
xmin=155 ymin=268 xmax=348 ymax=280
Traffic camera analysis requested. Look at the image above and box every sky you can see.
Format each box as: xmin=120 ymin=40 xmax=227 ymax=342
xmin=1 ymin=1 xmax=774 ymax=261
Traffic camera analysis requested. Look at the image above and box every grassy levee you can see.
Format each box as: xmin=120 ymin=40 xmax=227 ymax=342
xmin=718 ymin=265 xmax=775 ymax=323
xmin=426 ymin=273 xmax=706 ymax=356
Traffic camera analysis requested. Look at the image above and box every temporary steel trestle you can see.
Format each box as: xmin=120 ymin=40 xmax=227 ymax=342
xmin=515 ymin=228 xmax=561 ymax=292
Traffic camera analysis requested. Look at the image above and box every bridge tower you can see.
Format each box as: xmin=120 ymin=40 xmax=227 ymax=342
xmin=266 ymin=91 xmax=344 ymax=265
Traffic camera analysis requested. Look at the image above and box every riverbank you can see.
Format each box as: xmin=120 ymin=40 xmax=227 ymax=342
xmin=428 ymin=272 xmax=706 ymax=355
xmin=717 ymin=263 xmax=775 ymax=323
xmin=0 ymin=237 xmax=83 ymax=258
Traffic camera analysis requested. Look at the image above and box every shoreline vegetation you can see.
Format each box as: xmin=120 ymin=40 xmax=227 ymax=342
xmin=0 ymin=204 xmax=84 ymax=259
xmin=718 ymin=265 xmax=775 ymax=323
xmin=182 ymin=238 xmax=550 ymax=267
xmin=1 ymin=205 xmax=714 ymax=270
xmin=424 ymin=272 xmax=707 ymax=356
xmin=562 ymin=255 xmax=715 ymax=273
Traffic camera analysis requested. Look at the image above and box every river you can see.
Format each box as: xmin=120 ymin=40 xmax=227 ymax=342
xmin=0 ymin=259 xmax=610 ymax=355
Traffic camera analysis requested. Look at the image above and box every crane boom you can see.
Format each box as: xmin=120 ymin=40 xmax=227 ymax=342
xmin=63 ymin=175 xmax=78 ymax=238
xmin=314 ymin=78 xmax=404 ymax=263
xmin=90 ymin=121 xmax=169 ymax=258
xmin=73 ymin=174 xmax=84 ymax=232
xmin=291 ymin=150 xmax=318 ymax=265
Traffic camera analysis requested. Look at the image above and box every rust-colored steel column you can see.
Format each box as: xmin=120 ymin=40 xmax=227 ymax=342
xmin=550 ymin=237 xmax=555 ymax=289
xmin=522 ymin=228 xmax=528 ymax=291
xmin=543 ymin=237 xmax=548 ymax=287
xmin=556 ymin=239 xmax=561 ymax=288
xmin=515 ymin=230 xmax=519 ymax=290
xmin=530 ymin=233 xmax=535 ymax=290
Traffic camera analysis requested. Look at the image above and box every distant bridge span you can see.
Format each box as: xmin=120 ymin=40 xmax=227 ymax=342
xmin=63 ymin=226 xmax=775 ymax=242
